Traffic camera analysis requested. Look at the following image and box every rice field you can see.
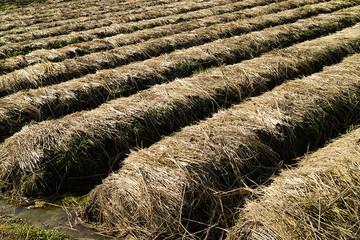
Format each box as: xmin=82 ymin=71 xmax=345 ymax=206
xmin=1 ymin=0 xmax=360 ymax=239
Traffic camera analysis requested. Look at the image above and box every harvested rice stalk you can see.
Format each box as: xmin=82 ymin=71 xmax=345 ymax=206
xmin=0 ymin=0 xmax=276 ymax=45
xmin=81 ymin=52 xmax=360 ymax=238
xmin=228 ymin=127 xmax=360 ymax=239
xmin=0 ymin=4 xmax=358 ymax=97
xmin=1 ymin=21 xmax=360 ymax=201
xmin=0 ymin=0 xmax=298 ymax=72
xmin=1 ymin=17 xmax=360 ymax=142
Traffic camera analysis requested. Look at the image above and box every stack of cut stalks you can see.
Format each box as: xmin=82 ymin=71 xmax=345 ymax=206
xmin=0 ymin=0 xmax=360 ymax=239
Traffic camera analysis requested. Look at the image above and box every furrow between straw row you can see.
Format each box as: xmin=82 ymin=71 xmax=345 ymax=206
xmin=0 ymin=4 xmax=357 ymax=103
xmin=0 ymin=0 xmax=276 ymax=45
xmin=0 ymin=0 xmax=233 ymax=39
xmin=1 ymin=22 xmax=359 ymax=203
xmin=228 ymin=126 xmax=360 ymax=239
xmin=0 ymin=0 xmax=322 ymax=74
xmin=81 ymin=50 xmax=360 ymax=239
xmin=0 ymin=0 xmax=281 ymax=58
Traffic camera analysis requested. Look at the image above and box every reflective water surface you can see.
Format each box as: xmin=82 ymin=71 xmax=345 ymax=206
xmin=0 ymin=198 xmax=104 ymax=239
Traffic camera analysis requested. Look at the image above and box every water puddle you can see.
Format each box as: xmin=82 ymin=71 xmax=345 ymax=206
xmin=0 ymin=198 xmax=104 ymax=239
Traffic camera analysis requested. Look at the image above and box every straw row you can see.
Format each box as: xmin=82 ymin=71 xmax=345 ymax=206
xmin=81 ymin=51 xmax=360 ymax=239
xmin=228 ymin=126 xmax=360 ymax=239
xmin=0 ymin=0 xmax=324 ymax=74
